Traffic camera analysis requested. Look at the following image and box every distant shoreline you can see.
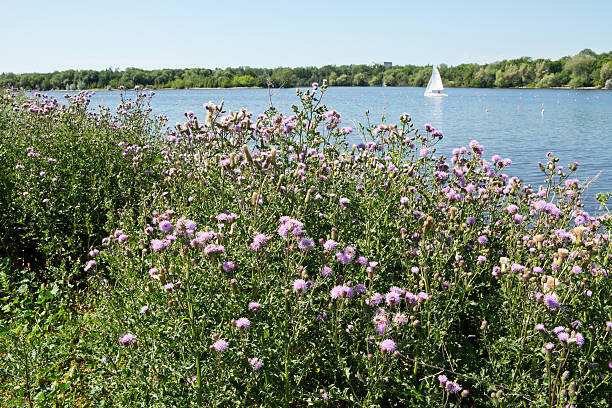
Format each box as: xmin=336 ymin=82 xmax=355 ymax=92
xmin=30 ymin=85 xmax=608 ymax=92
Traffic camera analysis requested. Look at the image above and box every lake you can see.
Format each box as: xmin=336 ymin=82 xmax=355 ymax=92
xmin=39 ymin=87 xmax=612 ymax=214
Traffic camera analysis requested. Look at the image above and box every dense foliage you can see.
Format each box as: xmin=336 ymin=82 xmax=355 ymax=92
xmin=1 ymin=84 xmax=611 ymax=407
xmin=2 ymin=49 xmax=612 ymax=91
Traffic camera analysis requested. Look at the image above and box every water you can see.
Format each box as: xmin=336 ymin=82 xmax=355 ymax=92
xmin=39 ymin=87 xmax=612 ymax=214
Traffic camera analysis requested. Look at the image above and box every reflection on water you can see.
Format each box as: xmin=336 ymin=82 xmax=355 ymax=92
xmin=36 ymin=87 xmax=612 ymax=213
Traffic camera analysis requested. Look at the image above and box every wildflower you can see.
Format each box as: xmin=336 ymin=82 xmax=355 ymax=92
xmin=417 ymin=292 xmax=429 ymax=301
xmin=446 ymin=381 xmax=462 ymax=393
xmin=355 ymin=284 xmax=366 ymax=293
xmin=339 ymin=197 xmax=350 ymax=206
xmin=380 ymin=339 xmax=397 ymax=353
xmin=572 ymin=265 xmax=582 ymax=274
xmin=89 ymin=249 xmax=99 ymax=257
xmin=367 ymin=293 xmax=383 ymax=306
xmin=438 ymin=375 xmax=448 ymax=385
xmin=477 ymin=235 xmax=488 ymax=244
xmin=151 ymin=239 xmax=166 ymax=251
xmin=477 ymin=255 xmax=487 ymax=263
xmin=400 ymin=197 xmax=409 ymax=205
xmin=356 ymin=256 xmax=368 ymax=266
xmin=204 ymin=244 xmax=225 ymax=255
xmin=119 ymin=334 xmax=136 ymax=345
xmin=298 ymin=237 xmax=315 ymax=251
xmin=553 ymin=326 xmax=566 ymax=334
xmin=159 ymin=220 xmax=174 ymax=233
xmin=535 ymin=323 xmax=546 ymax=332
xmin=558 ymin=332 xmax=570 ymax=342
xmin=249 ymin=357 xmax=263 ymax=371
xmin=321 ymin=265 xmax=332 ymax=277
xmin=293 ymin=279 xmax=308 ymax=292
xmin=164 ymin=283 xmax=174 ymax=291
xmin=117 ymin=234 xmax=129 ymax=243
xmin=466 ymin=217 xmax=476 ymax=224
xmin=344 ymin=246 xmax=356 ymax=261
xmin=574 ymin=332 xmax=585 ymax=346
xmin=211 ymin=339 xmax=228 ymax=352
xmin=235 ymin=317 xmax=251 ymax=330
xmin=250 ymin=233 xmax=270 ymax=250
xmin=385 ymin=291 xmax=401 ymax=306
xmin=84 ymin=260 xmax=96 ymax=271
xmin=248 ymin=302 xmax=261 ymax=311
xmin=511 ymin=263 xmax=524 ymax=272
xmin=222 ymin=261 xmax=236 ymax=272
xmin=544 ymin=293 xmax=560 ymax=308
xmin=324 ymin=239 xmax=339 ymax=251
xmin=330 ymin=285 xmax=353 ymax=299
xmin=148 ymin=268 xmax=158 ymax=276
xmin=140 ymin=306 xmax=149 ymax=314
xmin=393 ymin=313 xmax=409 ymax=325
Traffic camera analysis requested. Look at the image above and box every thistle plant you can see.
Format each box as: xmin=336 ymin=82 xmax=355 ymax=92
xmin=1 ymin=85 xmax=610 ymax=407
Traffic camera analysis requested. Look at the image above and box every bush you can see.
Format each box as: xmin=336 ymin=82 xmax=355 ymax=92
xmin=1 ymin=84 xmax=611 ymax=406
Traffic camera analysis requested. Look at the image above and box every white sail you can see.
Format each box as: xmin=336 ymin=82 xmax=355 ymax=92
xmin=425 ymin=66 xmax=444 ymax=93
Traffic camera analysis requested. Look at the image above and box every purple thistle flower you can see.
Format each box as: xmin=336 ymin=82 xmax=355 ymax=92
xmin=119 ymin=334 xmax=136 ymax=345
xmin=355 ymin=284 xmax=366 ymax=293
xmin=211 ymin=339 xmax=228 ymax=352
xmin=535 ymin=323 xmax=545 ymax=332
xmin=321 ymin=265 xmax=332 ymax=277
xmin=400 ymin=197 xmax=409 ymax=205
xmin=466 ymin=217 xmax=476 ymax=224
xmin=344 ymin=246 xmax=356 ymax=261
xmin=140 ymin=306 xmax=149 ymax=314
xmin=511 ymin=263 xmax=524 ymax=272
xmin=164 ymin=283 xmax=174 ymax=291
xmin=235 ymin=317 xmax=251 ymax=330
xmin=574 ymin=332 xmax=585 ymax=346
xmin=293 ymin=279 xmax=308 ymax=292
xmin=222 ymin=261 xmax=236 ymax=272
xmin=544 ymin=294 xmax=560 ymax=308
xmin=385 ymin=291 xmax=401 ymax=306
xmin=438 ymin=375 xmax=448 ymax=385
xmin=250 ymin=233 xmax=270 ymax=250
xmin=339 ymin=197 xmax=350 ymax=206
xmin=558 ymin=332 xmax=570 ymax=342
xmin=356 ymin=256 xmax=368 ymax=266
xmin=84 ymin=260 xmax=96 ymax=271
xmin=150 ymin=239 xmax=166 ymax=252
xmin=298 ymin=237 xmax=315 ymax=251
xmin=159 ymin=220 xmax=174 ymax=233
xmin=204 ymin=244 xmax=225 ymax=255
xmin=380 ymin=339 xmax=397 ymax=353
xmin=248 ymin=302 xmax=261 ymax=311
xmin=477 ymin=235 xmax=488 ymax=244
xmin=367 ymin=293 xmax=383 ymax=306
xmin=445 ymin=381 xmax=462 ymax=393
xmin=553 ymin=326 xmax=565 ymax=334
xmin=249 ymin=357 xmax=263 ymax=371
xmin=324 ymin=239 xmax=339 ymax=251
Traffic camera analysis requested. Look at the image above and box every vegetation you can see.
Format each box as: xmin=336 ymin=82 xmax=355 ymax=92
xmin=2 ymin=49 xmax=612 ymax=91
xmin=1 ymin=84 xmax=611 ymax=407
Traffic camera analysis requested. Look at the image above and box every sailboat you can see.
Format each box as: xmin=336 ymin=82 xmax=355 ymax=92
xmin=424 ymin=66 xmax=447 ymax=97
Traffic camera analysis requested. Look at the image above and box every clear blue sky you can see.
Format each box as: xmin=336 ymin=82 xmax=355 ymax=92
xmin=2 ymin=0 xmax=611 ymax=73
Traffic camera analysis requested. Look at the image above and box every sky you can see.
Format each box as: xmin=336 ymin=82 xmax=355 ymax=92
xmin=1 ymin=0 xmax=612 ymax=73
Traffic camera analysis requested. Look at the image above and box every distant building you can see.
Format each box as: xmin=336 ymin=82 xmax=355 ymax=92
xmin=369 ymin=61 xmax=393 ymax=67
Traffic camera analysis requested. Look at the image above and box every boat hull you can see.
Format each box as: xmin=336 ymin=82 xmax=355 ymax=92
xmin=424 ymin=92 xmax=448 ymax=97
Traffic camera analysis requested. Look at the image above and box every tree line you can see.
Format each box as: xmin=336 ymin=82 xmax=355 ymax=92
xmin=2 ymin=49 xmax=611 ymax=91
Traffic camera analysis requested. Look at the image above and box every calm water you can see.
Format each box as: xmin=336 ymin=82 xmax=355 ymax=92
xmin=41 ymin=87 xmax=612 ymax=213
